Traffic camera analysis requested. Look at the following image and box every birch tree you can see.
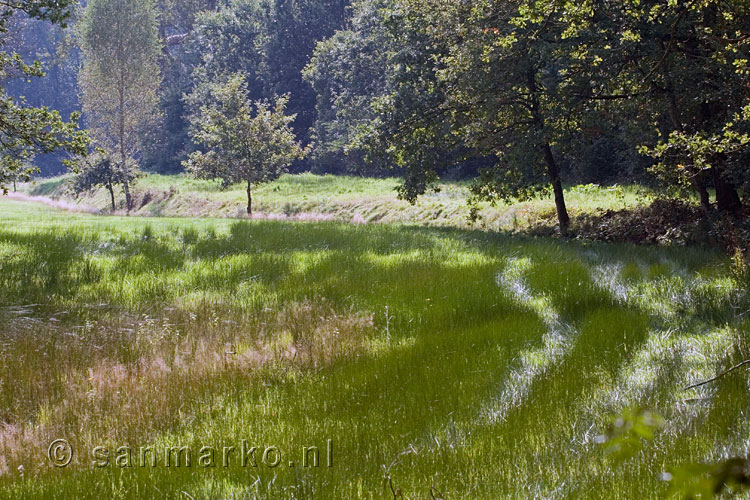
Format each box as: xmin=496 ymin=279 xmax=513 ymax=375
xmin=77 ymin=0 xmax=161 ymax=211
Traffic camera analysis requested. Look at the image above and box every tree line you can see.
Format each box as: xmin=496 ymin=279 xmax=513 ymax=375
xmin=1 ymin=0 xmax=749 ymax=230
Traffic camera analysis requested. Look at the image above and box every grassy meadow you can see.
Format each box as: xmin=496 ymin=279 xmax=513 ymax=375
xmin=0 ymin=192 xmax=749 ymax=499
xmin=20 ymin=173 xmax=656 ymax=231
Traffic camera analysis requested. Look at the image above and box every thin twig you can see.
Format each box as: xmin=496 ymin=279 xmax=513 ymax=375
xmin=388 ymin=478 xmax=402 ymax=499
xmin=684 ymin=360 xmax=750 ymax=391
xmin=681 ymin=397 xmax=711 ymax=403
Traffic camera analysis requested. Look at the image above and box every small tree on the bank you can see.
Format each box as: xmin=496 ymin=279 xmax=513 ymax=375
xmin=70 ymin=151 xmax=138 ymax=211
xmin=184 ymin=73 xmax=306 ymax=215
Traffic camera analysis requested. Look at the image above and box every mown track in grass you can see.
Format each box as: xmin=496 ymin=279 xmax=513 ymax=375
xmin=0 ymin=198 xmax=748 ymax=499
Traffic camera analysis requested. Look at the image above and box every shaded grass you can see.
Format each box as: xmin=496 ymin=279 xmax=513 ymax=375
xmin=0 ymin=197 xmax=747 ymax=499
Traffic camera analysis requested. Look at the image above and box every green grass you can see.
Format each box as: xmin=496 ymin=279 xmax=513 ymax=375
xmin=21 ymin=173 xmax=656 ymax=230
xmin=0 ymin=197 xmax=748 ymax=499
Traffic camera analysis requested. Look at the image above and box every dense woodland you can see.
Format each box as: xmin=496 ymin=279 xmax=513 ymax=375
xmin=2 ymin=0 xmax=750 ymax=235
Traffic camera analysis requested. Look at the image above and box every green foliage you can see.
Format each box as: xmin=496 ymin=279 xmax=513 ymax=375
xmin=2 ymin=9 xmax=86 ymax=178
xmin=314 ymin=0 xmax=750 ymax=222
xmin=139 ymin=0 xmax=221 ymax=174
xmin=7 ymin=0 xmax=750 ymax=211
xmin=0 ymin=1 xmax=76 ymax=27
xmin=185 ymin=0 xmax=350 ymax=161
xmin=184 ymin=73 xmax=307 ymax=213
xmin=600 ymin=408 xmax=750 ymax=499
xmin=351 ymin=0 xmax=458 ymax=199
xmin=352 ymin=0 xmax=591 ymax=230
xmin=581 ymin=0 xmax=750 ymax=210
xmin=0 ymin=1 xmax=88 ymax=193
xmin=303 ymin=0 xmax=395 ymax=175
xmin=667 ymin=459 xmax=750 ymax=500
xmin=598 ymin=408 xmax=664 ymax=464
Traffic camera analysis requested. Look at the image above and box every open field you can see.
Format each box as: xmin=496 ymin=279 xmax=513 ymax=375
xmin=20 ymin=173 xmax=656 ymax=231
xmin=0 ymin=196 xmax=748 ymax=499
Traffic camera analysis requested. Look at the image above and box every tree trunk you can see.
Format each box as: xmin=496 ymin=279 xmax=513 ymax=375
xmin=699 ymin=98 xmax=742 ymax=213
xmin=118 ymin=83 xmax=132 ymax=213
xmin=666 ymin=85 xmax=715 ymax=212
xmin=526 ymin=68 xmax=570 ymax=234
xmin=542 ymin=143 xmax=570 ymax=234
xmin=712 ymin=162 xmax=742 ymax=213
xmin=107 ymin=183 xmax=116 ymax=211
xmin=12 ymin=178 xmax=16 ymax=192
xmin=122 ymin=177 xmax=132 ymax=213
xmin=246 ymin=181 xmax=253 ymax=216
xmin=692 ymin=173 xmax=711 ymax=213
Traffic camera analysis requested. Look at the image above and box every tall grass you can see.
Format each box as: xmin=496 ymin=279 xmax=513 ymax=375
xmin=0 ymin=198 xmax=747 ymax=499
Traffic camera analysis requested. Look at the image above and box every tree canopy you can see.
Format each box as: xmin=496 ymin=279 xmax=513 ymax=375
xmin=4 ymin=0 xmax=748 ymax=228
xmin=0 ymin=0 xmax=87 ymax=193
xmin=77 ymin=0 xmax=162 ymax=211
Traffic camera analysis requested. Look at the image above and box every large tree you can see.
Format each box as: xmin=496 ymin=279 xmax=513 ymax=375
xmin=77 ymin=0 xmax=162 ymax=211
xmin=184 ymin=73 xmax=306 ymax=215
xmin=548 ymin=0 xmax=750 ymax=213
xmin=358 ymin=0 xmax=588 ymax=232
xmin=0 ymin=0 xmax=87 ymax=193
xmin=140 ymin=0 xmax=220 ymax=174
xmin=619 ymin=0 xmax=750 ymax=213
xmin=303 ymin=0 xmax=396 ymax=175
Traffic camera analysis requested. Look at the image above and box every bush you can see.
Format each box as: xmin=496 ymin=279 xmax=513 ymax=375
xmin=529 ymin=199 xmax=750 ymax=252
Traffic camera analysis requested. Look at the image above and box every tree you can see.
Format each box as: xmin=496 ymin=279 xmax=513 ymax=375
xmin=140 ymin=0 xmax=221 ymax=174
xmin=303 ymin=0 xmax=396 ymax=175
xmin=632 ymin=0 xmax=750 ymax=213
xmin=70 ymin=151 xmax=138 ymax=211
xmin=3 ymin=6 xmax=85 ymax=178
xmin=0 ymin=1 xmax=75 ymax=25
xmin=77 ymin=0 xmax=162 ymax=212
xmin=570 ymin=0 xmax=750 ymax=214
xmin=255 ymin=0 xmax=350 ymax=144
xmin=441 ymin=0 xmax=576 ymax=232
xmin=183 ymin=73 xmax=307 ymax=215
xmin=0 ymin=0 xmax=88 ymax=193
xmin=358 ymin=0 xmax=584 ymax=232
xmin=185 ymin=0 xmax=350 ymax=171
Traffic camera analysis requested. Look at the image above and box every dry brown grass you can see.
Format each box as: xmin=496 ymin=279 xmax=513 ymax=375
xmin=0 ymin=300 xmax=374 ymax=475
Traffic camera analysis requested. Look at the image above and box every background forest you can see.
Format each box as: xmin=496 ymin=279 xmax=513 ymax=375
xmin=3 ymin=0 xmax=748 ymax=230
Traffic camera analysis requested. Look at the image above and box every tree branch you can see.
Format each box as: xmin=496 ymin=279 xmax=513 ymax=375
xmin=684 ymin=359 xmax=750 ymax=391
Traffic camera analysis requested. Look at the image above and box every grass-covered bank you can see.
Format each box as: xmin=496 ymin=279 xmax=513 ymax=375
xmin=0 ymin=197 xmax=748 ymax=499
xmin=21 ymin=172 xmax=656 ymax=232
